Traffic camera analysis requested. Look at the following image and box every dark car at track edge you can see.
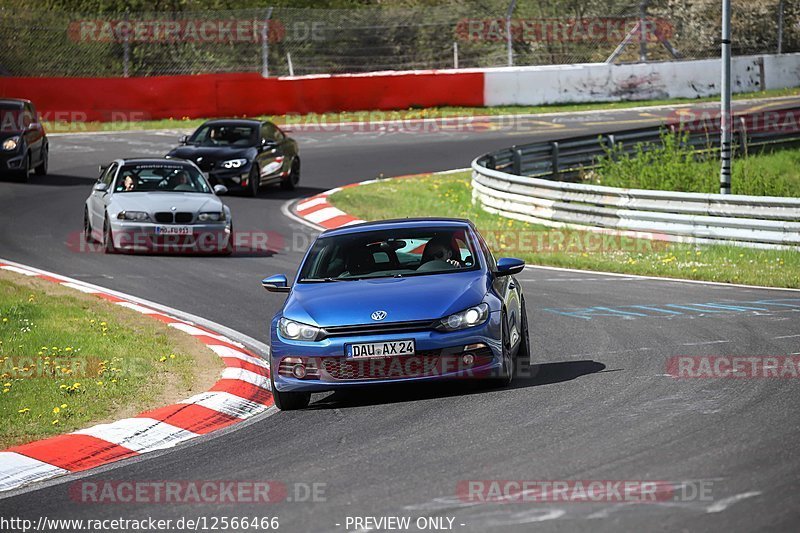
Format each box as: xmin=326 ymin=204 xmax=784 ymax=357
xmin=0 ymin=98 xmax=48 ymax=181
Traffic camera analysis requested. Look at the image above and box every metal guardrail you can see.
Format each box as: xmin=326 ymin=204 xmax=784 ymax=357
xmin=472 ymin=107 xmax=800 ymax=249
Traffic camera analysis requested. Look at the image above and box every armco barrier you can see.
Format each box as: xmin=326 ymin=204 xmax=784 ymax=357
xmin=472 ymin=108 xmax=800 ymax=250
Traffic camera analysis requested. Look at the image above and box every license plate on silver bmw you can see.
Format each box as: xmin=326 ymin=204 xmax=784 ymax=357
xmin=155 ymin=226 xmax=192 ymax=235
xmin=347 ymin=339 xmax=415 ymax=359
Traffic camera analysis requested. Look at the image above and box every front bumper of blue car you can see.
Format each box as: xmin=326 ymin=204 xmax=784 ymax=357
xmin=269 ymin=311 xmax=504 ymax=393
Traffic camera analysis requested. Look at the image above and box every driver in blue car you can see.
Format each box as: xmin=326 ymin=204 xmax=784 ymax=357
xmin=422 ymin=237 xmax=462 ymax=268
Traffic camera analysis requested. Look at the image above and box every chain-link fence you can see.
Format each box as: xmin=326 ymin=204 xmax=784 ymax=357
xmin=0 ymin=0 xmax=797 ymax=78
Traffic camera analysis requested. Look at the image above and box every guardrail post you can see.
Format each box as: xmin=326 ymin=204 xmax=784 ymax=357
xmin=551 ymin=142 xmax=560 ymax=177
xmin=512 ymin=147 xmax=522 ymax=175
xmin=606 ymin=135 xmax=616 ymax=159
xmin=738 ymin=116 xmax=749 ymax=157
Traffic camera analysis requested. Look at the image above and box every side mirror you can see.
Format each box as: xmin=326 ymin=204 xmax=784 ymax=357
xmin=213 ymin=184 xmax=228 ymax=195
xmin=262 ymin=274 xmax=290 ymax=293
xmin=93 ymin=182 xmax=109 ymax=193
xmin=496 ymin=257 xmax=525 ymax=277
xmin=98 ymin=164 xmax=108 ymax=174
xmin=179 ymin=135 xmax=189 ymax=144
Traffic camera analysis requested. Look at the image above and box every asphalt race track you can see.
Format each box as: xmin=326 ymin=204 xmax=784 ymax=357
xmin=1 ymin=99 xmax=799 ymax=532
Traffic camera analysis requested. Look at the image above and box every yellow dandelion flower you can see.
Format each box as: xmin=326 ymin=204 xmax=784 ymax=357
xmin=169 ymin=354 xmax=176 ymax=359
xmin=52 ymin=419 xmax=59 ymax=425
xmin=60 ymin=404 xmax=67 ymax=409
xmin=18 ymin=408 xmax=29 ymax=414
xmin=52 ymin=407 xmax=60 ymax=414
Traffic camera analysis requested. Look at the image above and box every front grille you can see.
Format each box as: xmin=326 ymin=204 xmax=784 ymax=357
xmin=175 ymin=212 xmax=193 ymax=223
xmin=323 ymin=319 xmax=437 ymax=338
xmin=153 ymin=212 xmax=194 ymax=224
xmin=321 ymin=347 xmax=493 ymax=381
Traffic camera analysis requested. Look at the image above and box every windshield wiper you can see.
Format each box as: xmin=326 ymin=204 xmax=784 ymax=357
xmin=299 ymin=277 xmax=357 ymax=282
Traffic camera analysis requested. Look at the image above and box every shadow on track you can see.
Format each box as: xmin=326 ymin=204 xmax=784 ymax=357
xmin=1 ymin=174 xmax=94 ymax=187
xmin=242 ymin=185 xmax=329 ymax=200
xmin=307 ymin=359 xmax=606 ymax=410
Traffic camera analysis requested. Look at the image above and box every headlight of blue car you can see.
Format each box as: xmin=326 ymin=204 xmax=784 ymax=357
xmin=197 ymin=211 xmax=226 ymax=222
xmin=279 ymin=317 xmax=324 ymax=341
xmin=116 ymin=211 xmax=150 ymax=221
xmin=221 ymin=158 xmax=248 ymax=169
xmin=436 ymin=303 xmax=490 ymax=332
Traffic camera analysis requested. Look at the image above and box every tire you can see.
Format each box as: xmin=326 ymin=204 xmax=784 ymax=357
xmin=245 ymin=164 xmax=260 ymax=197
xmin=270 ymin=371 xmax=311 ymax=411
xmin=219 ymin=226 xmax=234 ymax=256
xmin=34 ymin=145 xmax=48 ymax=176
xmin=103 ymin=217 xmax=116 ymax=254
xmin=281 ymin=157 xmax=300 ymax=191
xmin=84 ymin=209 xmax=95 ymax=243
xmin=490 ymin=312 xmax=514 ymax=388
xmin=516 ymin=298 xmax=537 ymax=380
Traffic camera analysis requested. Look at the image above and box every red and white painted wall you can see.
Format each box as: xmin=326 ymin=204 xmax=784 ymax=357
xmin=1 ymin=54 xmax=798 ymax=123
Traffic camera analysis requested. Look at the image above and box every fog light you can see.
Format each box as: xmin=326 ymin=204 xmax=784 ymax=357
xmin=462 ymin=353 xmax=475 ymax=366
xmin=292 ymin=364 xmax=307 ymax=379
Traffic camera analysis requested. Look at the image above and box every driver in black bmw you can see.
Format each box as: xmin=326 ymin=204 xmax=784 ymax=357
xmin=166 ymin=119 xmax=299 ymax=197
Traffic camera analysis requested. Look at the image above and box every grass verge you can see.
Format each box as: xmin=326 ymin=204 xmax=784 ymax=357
xmin=0 ymin=271 xmax=223 ymax=448
xmin=43 ymin=86 xmax=800 ymax=134
xmin=328 ymin=172 xmax=800 ymax=288
xmin=590 ymin=135 xmax=800 ymax=196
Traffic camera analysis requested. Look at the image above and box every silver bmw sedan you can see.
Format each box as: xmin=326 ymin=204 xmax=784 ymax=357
xmin=84 ymin=158 xmax=233 ymax=255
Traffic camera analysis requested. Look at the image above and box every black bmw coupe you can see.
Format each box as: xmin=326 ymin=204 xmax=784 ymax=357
xmin=167 ymin=119 xmax=299 ymax=196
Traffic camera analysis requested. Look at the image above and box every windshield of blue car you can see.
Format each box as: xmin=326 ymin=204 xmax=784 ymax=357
xmin=298 ymin=227 xmax=479 ymax=281
xmin=187 ymin=124 xmax=257 ymax=147
xmin=114 ymin=165 xmax=211 ymax=194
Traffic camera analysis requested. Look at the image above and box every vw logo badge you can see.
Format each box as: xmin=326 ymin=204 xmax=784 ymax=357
xmin=371 ymin=310 xmax=387 ymax=321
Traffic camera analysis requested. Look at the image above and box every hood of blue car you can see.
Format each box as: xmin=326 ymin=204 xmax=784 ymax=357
xmin=283 ymin=271 xmax=488 ymax=327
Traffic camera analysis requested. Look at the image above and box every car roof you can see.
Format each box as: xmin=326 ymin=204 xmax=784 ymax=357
xmin=320 ymin=217 xmax=475 ymax=238
xmin=0 ymin=99 xmax=28 ymax=108
xmin=201 ymin=118 xmax=263 ymax=127
xmin=118 ymin=158 xmax=195 ymax=166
